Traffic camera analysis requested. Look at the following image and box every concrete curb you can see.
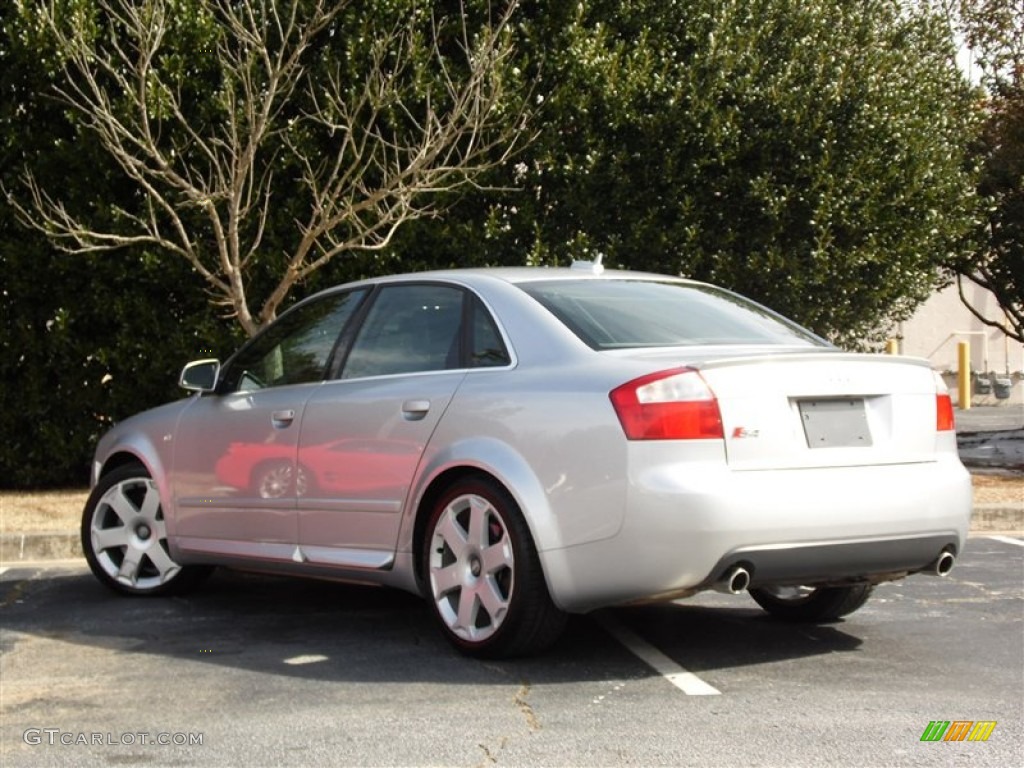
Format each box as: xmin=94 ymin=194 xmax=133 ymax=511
xmin=1 ymin=532 xmax=82 ymax=564
xmin=968 ymin=504 xmax=1024 ymax=533
xmin=2 ymin=505 xmax=1022 ymax=564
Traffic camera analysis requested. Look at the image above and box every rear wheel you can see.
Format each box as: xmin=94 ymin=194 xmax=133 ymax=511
xmin=423 ymin=477 xmax=567 ymax=658
xmin=82 ymin=464 xmax=211 ymax=596
xmin=749 ymin=584 xmax=873 ymax=622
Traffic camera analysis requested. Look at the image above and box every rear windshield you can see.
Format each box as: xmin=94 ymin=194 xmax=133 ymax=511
xmin=518 ymin=279 xmax=827 ymax=350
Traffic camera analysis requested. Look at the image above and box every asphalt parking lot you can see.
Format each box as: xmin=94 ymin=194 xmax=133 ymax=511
xmin=2 ymin=405 xmax=1021 ymax=765
xmin=2 ymin=534 xmax=1021 ymax=767
xmin=956 ymin=406 xmax=1024 ymax=472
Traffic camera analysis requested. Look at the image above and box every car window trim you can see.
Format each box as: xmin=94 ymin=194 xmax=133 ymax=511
xmin=215 ymin=286 xmax=371 ymax=395
xmin=325 ymin=284 xmax=380 ymax=381
xmin=330 ymin=280 xmax=474 ymax=382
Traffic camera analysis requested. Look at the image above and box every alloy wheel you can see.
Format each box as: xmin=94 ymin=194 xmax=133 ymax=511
xmin=428 ymin=492 xmax=515 ymax=643
xmin=88 ymin=477 xmax=180 ymax=590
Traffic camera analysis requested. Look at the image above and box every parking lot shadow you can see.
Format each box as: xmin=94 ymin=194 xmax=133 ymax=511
xmin=1 ymin=566 xmax=863 ymax=686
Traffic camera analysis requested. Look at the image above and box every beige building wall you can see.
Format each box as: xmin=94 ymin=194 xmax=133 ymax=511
xmin=896 ymin=281 xmax=1022 ymax=375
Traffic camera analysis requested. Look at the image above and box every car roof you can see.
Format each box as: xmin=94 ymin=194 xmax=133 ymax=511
xmin=288 ymin=265 xmax=708 ymax=316
xmin=345 ymin=265 xmax=696 ymax=289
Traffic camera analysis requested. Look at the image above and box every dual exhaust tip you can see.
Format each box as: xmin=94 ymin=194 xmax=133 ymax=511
xmin=714 ymin=565 xmax=751 ymax=595
xmin=713 ymin=550 xmax=956 ymax=595
xmin=926 ymin=550 xmax=956 ymax=577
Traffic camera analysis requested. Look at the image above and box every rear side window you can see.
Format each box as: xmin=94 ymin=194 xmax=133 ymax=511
xmin=469 ymin=296 xmax=511 ymax=367
xmin=341 ymin=284 xmax=465 ymax=379
xmin=518 ymin=279 xmax=827 ymax=349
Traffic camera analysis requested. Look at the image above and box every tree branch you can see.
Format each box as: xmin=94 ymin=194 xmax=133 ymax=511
xmin=957 ymin=273 xmax=1024 ymax=344
xmin=10 ymin=0 xmax=529 ymax=336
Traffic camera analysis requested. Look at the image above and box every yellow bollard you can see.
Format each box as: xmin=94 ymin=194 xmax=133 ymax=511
xmin=957 ymin=341 xmax=971 ymax=410
xmin=885 ymin=339 xmax=899 ymax=355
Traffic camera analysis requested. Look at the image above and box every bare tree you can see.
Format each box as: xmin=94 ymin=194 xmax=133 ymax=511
xmin=9 ymin=0 xmax=527 ymax=335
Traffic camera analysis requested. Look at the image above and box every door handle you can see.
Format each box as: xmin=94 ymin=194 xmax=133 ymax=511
xmin=271 ymin=409 xmax=295 ymax=428
xmin=401 ymin=400 xmax=430 ymax=421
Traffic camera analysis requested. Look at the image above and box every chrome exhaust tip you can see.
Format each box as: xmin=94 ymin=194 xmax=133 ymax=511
xmin=925 ymin=551 xmax=956 ymax=577
xmin=714 ymin=565 xmax=751 ymax=595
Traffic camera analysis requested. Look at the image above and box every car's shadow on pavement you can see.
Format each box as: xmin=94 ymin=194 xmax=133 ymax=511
xmin=2 ymin=566 xmax=862 ymax=685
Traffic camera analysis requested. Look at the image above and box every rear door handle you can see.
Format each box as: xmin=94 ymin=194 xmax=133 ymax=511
xmin=402 ymin=400 xmax=430 ymax=421
xmin=271 ymin=409 xmax=295 ymax=428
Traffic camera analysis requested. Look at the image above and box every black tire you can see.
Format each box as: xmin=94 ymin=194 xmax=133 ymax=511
xmin=422 ymin=477 xmax=567 ymax=658
xmin=749 ymin=584 xmax=874 ymax=622
xmin=81 ymin=464 xmax=212 ymax=596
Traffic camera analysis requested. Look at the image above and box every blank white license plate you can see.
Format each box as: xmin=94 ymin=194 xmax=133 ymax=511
xmin=798 ymin=399 xmax=872 ymax=449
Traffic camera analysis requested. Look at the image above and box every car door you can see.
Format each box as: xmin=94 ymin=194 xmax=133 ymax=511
xmin=295 ymin=283 xmax=479 ymax=569
xmin=170 ymin=288 xmax=368 ymax=562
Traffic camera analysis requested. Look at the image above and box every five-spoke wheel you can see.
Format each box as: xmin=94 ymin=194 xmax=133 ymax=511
xmin=82 ymin=464 xmax=210 ymax=596
xmin=424 ymin=478 xmax=566 ymax=657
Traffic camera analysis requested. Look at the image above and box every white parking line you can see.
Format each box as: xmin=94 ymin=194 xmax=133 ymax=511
xmin=597 ymin=614 xmax=721 ymax=696
xmin=989 ymin=535 xmax=1024 ymax=547
xmin=0 ymin=567 xmax=8 ymax=577
xmin=283 ymin=654 xmax=329 ymax=666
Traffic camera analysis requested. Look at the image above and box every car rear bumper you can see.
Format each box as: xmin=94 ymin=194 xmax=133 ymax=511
xmin=539 ymin=455 xmax=972 ymax=612
xmin=700 ymin=533 xmax=958 ymax=590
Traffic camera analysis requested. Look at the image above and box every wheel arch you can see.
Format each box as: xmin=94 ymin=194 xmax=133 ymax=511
xmin=82 ymin=461 xmax=213 ymax=596
xmin=98 ymin=450 xmax=149 ymax=481
xmin=409 ymin=436 xmax=560 ymax=535
xmin=93 ymin=430 xmax=176 ymax=541
xmin=411 ymin=466 xmax=494 ymax=590
xmin=406 ymin=438 xmax=564 ymax=598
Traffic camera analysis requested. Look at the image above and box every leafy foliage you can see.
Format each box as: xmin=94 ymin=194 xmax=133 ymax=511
xmin=1 ymin=2 xmax=239 ymax=487
xmin=2 ymin=0 xmax=984 ymax=487
xmin=413 ymin=0 xmax=979 ymax=347
xmin=945 ymin=0 xmax=1024 ymax=342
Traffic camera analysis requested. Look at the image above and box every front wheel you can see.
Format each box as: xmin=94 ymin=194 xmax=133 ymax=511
xmin=749 ymin=584 xmax=874 ymax=622
xmin=82 ymin=464 xmax=211 ymax=596
xmin=422 ymin=478 xmax=567 ymax=658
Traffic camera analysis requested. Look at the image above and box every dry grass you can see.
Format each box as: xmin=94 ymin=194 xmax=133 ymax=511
xmin=1 ymin=472 xmax=1021 ymax=535
xmin=0 ymin=490 xmax=89 ymax=535
xmin=970 ymin=473 xmax=1024 ymax=505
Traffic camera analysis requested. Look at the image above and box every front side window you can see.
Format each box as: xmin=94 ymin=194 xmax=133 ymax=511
xmin=341 ymin=284 xmax=465 ymax=379
xmin=221 ymin=289 xmax=368 ymax=392
xmin=518 ymin=279 xmax=827 ymax=350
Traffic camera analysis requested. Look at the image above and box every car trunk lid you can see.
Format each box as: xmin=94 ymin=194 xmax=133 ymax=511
xmin=697 ymin=353 xmax=942 ymax=470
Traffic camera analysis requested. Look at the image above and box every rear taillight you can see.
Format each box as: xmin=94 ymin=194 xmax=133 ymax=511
xmin=933 ymin=371 xmax=955 ymax=432
xmin=610 ymin=368 xmax=724 ymax=440
xmin=936 ymin=394 xmax=955 ymax=432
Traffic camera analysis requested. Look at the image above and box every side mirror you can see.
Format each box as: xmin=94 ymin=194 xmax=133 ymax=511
xmin=179 ymin=359 xmax=221 ymax=393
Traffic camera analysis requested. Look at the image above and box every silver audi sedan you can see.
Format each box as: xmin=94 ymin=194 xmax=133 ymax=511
xmin=82 ymin=263 xmax=972 ymax=657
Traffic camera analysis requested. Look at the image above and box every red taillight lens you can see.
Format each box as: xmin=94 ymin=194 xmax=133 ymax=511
xmin=936 ymin=393 xmax=955 ymax=432
xmin=610 ymin=367 xmax=724 ymax=440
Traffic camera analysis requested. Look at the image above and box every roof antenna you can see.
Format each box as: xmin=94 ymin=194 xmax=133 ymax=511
xmin=571 ymin=253 xmax=605 ymax=275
